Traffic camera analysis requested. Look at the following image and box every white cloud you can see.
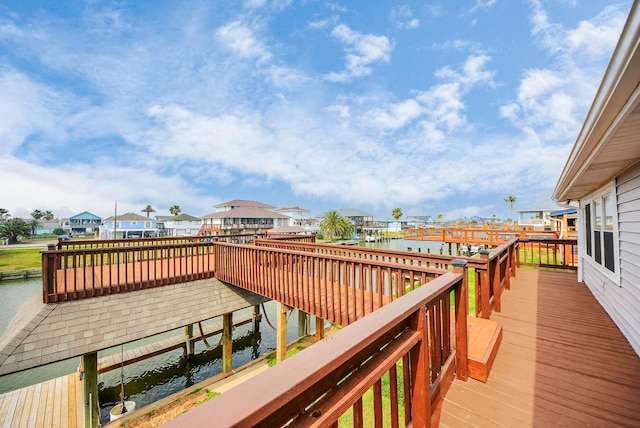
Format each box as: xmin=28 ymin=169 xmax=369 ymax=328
xmin=468 ymin=0 xmax=497 ymax=14
xmin=416 ymin=55 xmax=495 ymax=132
xmin=215 ymin=21 xmax=272 ymax=62
xmin=326 ymin=24 xmax=392 ymax=80
xmin=566 ymin=5 xmax=627 ymax=58
xmin=501 ymin=2 xmax=628 ymax=145
xmin=365 ymin=99 xmax=422 ymax=130
xmin=244 ymin=0 xmax=266 ymax=8
xmin=390 ymin=6 xmax=420 ymax=29
xmin=308 ymin=16 xmax=340 ymax=30
xmin=0 ymin=68 xmax=66 ymax=154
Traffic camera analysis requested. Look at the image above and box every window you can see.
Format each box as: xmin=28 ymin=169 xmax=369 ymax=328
xmin=583 ymin=187 xmax=617 ymax=275
xmin=145 ymin=221 xmax=151 ymax=228
xmin=584 ymin=203 xmax=591 ymax=256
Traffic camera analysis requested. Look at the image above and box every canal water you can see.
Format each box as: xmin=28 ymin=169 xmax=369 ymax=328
xmin=0 ymin=239 xmax=455 ymax=423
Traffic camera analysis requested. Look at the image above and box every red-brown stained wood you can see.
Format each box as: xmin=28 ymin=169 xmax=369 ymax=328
xmin=436 ymin=269 xmax=640 ymax=427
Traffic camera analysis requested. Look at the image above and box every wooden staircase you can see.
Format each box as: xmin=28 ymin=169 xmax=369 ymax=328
xmin=467 ymin=316 xmax=503 ymax=382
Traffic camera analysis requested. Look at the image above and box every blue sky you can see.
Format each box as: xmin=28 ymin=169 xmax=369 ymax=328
xmin=0 ymin=1 xmax=633 ymax=221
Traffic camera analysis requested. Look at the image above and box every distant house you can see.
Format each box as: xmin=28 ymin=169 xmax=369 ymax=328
xmin=516 ymin=208 xmax=562 ymax=229
xmin=69 ymin=211 xmax=102 ymax=236
xmin=549 ymin=208 xmax=578 ymax=238
xmin=34 ymin=220 xmax=65 ymax=235
xmin=332 ymin=208 xmax=374 ymax=235
xmin=199 ymin=200 xmax=291 ymax=236
xmin=100 ymin=212 xmax=157 ymax=239
xmin=408 ymin=215 xmax=435 ymax=227
xmin=163 ymin=214 xmax=201 ymax=237
xmin=552 ymin=2 xmax=640 ymax=356
xmin=275 ymin=206 xmax=319 ymax=233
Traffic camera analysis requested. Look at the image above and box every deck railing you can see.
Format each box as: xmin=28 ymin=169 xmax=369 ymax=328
xmin=255 ymin=239 xmax=515 ymax=320
xmin=164 ymin=266 xmax=469 ymax=428
xmin=404 ymin=227 xmax=558 ymax=244
xmin=42 ymin=241 xmax=219 ymax=303
xmin=215 ymin=243 xmax=449 ymax=325
xmin=517 ymin=237 xmax=578 ymax=270
xmin=56 ymin=234 xmax=267 ymax=250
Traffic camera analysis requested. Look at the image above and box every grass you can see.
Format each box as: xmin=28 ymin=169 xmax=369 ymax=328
xmin=0 ymin=248 xmax=43 ymax=272
xmin=267 ymin=345 xmax=306 ymax=367
xmin=338 ymin=361 xmax=406 ymax=427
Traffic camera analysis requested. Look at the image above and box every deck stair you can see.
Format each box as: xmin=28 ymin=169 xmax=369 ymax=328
xmin=467 ymin=316 xmax=502 ymax=382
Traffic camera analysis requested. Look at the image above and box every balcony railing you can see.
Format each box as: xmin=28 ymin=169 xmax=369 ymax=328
xmin=39 ymin=234 xmax=579 ymax=425
xmin=163 ymin=266 xmax=469 ymax=428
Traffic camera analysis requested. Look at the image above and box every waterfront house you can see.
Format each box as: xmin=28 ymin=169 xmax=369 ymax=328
xmin=275 ymin=206 xmax=320 ymax=233
xmin=333 ymin=208 xmax=374 ymax=235
xmin=162 ymin=213 xmax=201 ymax=237
xmin=552 ymin=0 xmax=640 ymax=356
xmin=69 ymin=211 xmax=102 ymax=236
xmin=199 ymin=199 xmax=292 ymax=236
xmin=100 ymin=212 xmax=158 ymax=239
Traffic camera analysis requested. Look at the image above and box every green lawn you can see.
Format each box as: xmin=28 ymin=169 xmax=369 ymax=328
xmin=0 ymin=248 xmax=43 ymax=272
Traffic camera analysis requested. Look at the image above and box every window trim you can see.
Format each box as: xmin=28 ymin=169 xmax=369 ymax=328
xmin=581 ymin=181 xmax=620 ymax=285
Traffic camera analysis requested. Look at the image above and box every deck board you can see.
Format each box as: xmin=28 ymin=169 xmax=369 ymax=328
xmin=436 ymin=268 xmax=640 ymax=427
xmin=0 ymin=373 xmax=81 ymax=428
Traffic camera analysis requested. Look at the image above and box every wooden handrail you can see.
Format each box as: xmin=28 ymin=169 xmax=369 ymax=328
xmin=162 ymin=270 xmax=467 ymax=428
xmin=215 ymin=243 xmax=449 ymax=325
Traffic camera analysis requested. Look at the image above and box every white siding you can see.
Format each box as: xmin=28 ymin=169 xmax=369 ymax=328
xmin=582 ymin=162 xmax=640 ymax=355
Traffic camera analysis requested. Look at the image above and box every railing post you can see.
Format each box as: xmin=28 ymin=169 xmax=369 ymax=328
xmin=479 ymin=249 xmax=491 ymax=319
xmin=492 ymin=252 xmax=501 ymax=313
xmin=42 ymin=244 xmax=57 ymax=303
xmin=409 ymin=305 xmax=431 ymax=427
xmin=452 ymin=260 xmax=468 ymax=381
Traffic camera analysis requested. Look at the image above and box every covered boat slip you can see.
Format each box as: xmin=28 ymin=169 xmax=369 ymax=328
xmin=436 ymin=268 xmax=640 ymax=427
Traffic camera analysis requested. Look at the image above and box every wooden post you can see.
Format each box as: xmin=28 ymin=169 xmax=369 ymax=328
xmin=452 ymin=259 xmax=469 ymax=381
xmin=252 ymin=305 xmax=261 ymax=332
xmin=277 ymin=302 xmax=291 ymax=363
xmin=82 ymin=352 xmax=100 ymax=428
xmin=409 ymin=306 xmax=430 ymax=426
xmin=315 ymin=316 xmax=325 ymax=341
xmin=222 ymin=313 xmax=233 ymax=373
xmin=42 ymin=244 xmax=56 ymax=303
xmin=297 ymin=310 xmax=309 ymax=338
xmin=492 ymin=254 xmax=501 ymax=313
xmin=479 ymin=249 xmax=491 ymax=319
xmin=184 ymin=324 xmax=194 ymax=358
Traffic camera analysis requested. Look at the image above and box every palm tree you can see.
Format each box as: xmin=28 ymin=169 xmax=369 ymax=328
xmin=43 ymin=210 xmax=54 ymax=221
xmin=169 ymin=205 xmax=181 ymax=216
xmin=0 ymin=208 xmax=9 ymax=223
xmin=0 ymin=218 xmax=32 ymax=244
xmin=31 ymin=209 xmax=43 ymax=220
xmin=321 ymin=210 xmax=349 ymax=242
xmin=504 ymin=196 xmax=517 ymax=220
xmin=392 ymin=208 xmax=403 ymax=232
xmin=338 ymin=216 xmax=354 ymax=239
xmin=28 ymin=219 xmax=41 ymax=236
xmin=141 ymin=205 xmax=156 ymax=218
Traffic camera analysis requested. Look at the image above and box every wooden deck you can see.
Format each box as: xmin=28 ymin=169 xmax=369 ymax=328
xmin=0 ymin=373 xmax=82 ymax=428
xmin=436 ymin=268 xmax=640 ymax=427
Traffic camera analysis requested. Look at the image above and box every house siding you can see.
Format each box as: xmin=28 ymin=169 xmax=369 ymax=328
xmin=583 ymin=161 xmax=640 ymax=355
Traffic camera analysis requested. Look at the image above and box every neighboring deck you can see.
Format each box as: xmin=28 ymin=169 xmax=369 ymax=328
xmin=436 ymin=268 xmax=640 ymax=427
xmin=0 ymin=373 xmax=82 ymax=428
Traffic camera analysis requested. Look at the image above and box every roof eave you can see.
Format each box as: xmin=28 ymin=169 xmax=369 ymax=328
xmin=553 ymin=1 xmax=640 ymax=203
